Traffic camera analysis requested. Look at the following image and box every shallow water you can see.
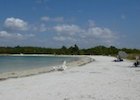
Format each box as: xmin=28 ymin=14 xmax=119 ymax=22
xmin=0 ymin=55 xmax=79 ymax=74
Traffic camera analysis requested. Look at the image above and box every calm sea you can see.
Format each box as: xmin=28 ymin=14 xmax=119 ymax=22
xmin=0 ymin=55 xmax=79 ymax=73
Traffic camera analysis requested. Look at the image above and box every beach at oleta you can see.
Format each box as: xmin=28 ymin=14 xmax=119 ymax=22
xmin=0 ymin=55 xmax=140 ymax=100
xmin=0 ymin=54 xmax=92 ymax=80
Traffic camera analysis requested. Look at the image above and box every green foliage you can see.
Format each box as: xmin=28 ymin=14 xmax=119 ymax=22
xmin=0 ymin=45 xmax=140 ymax=56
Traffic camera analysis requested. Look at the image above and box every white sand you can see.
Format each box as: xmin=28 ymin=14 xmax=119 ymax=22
xmin=0 ymin=56 xmax=140 ymax=100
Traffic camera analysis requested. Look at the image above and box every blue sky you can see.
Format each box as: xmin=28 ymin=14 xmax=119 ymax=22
xmin=0 ymin=0 xmax=140 ymax=48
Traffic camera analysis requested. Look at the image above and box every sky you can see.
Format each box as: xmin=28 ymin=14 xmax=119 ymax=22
xmin=0 ymin=0 xmax=140 ymax=49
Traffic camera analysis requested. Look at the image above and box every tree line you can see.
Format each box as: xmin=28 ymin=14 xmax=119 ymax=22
xmin=0 ymin=45 xmax=140 ymax=56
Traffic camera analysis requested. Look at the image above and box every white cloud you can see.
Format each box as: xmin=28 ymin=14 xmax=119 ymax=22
xmin=0 ymin=31 xmax=11 ymax=38
xmin=41 ymin=16 xmax=50 ymax=22
xmin=41 ymin=16 xmax=64 ymax=22
xmin=85 ymin=26 xmax=117 ymax=46
xmin=87 ymin=27 xmax=115 ymax=39
xmin=53 ymin=17 xmax=64 ymax=22
xmin=14 ymin=33 xmax=24 ymax=39
xmin=39 ymin=24 xmax=48 ymax=32
xmin=53 ymin=36 xmax=66 ymax=41
xmin=32 ymin=24 xmax=49 ymax=32
xmin=0 ymin=31 xmax=34 ymax=40
xmin=52 ymin=23 xmax=117 ymax=46
xmin=53 ymin=36 xmax=76 ymax=42
xmin=4 ymin=17 xmax=28 ymax=31
xmin=52 ymin=24 xmax=82 ymax=42
xmin=53 ymin=24 xmax=83 ymax=36
xmin=88 ymin=20 xmax=96 ymax=27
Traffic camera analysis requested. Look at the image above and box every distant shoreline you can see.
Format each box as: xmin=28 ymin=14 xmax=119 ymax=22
xmin=0 ymin=55 xmax=94 ymax=81
xmin=0 ymin=54 xmax=79 ymax=56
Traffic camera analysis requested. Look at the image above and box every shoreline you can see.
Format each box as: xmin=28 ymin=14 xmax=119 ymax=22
xmin=0 ymin=55 xmax=94 ymax=81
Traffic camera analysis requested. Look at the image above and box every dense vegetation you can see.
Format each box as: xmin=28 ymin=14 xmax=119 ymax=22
xmin=0 ymin=45 xmax=140 ymax=58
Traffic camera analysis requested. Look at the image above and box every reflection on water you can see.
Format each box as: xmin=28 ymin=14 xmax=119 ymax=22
xmin=0 ymin=55 xmax=79 ymax=73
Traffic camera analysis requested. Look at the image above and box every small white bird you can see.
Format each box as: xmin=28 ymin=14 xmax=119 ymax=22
xmin=52 ymin=67 xmax=56 ymax=71
xmin=58 ymin=61 xmax=67 ymax=71
xmin=62 ymin=61 xmax=67 ymax=70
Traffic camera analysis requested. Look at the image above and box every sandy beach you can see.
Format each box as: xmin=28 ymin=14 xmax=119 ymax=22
xmin=0 ymin=56 xmax=140 ymax=100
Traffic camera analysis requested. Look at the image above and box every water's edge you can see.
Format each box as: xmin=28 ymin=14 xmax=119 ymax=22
xmin=0 ymin=55 xmax=94 ymax=81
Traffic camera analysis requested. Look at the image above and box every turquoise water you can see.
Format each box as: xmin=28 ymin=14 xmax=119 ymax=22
xmin=0 ymin=55 xmax=79 ymax=73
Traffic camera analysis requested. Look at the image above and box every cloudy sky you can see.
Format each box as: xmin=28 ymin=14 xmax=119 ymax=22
xmin=0 ymin=0 xmax=140 ymax=48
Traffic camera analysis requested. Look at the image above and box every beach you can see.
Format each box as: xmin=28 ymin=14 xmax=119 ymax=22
xmin=0 ymin=55 xmax=140 ymax=100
